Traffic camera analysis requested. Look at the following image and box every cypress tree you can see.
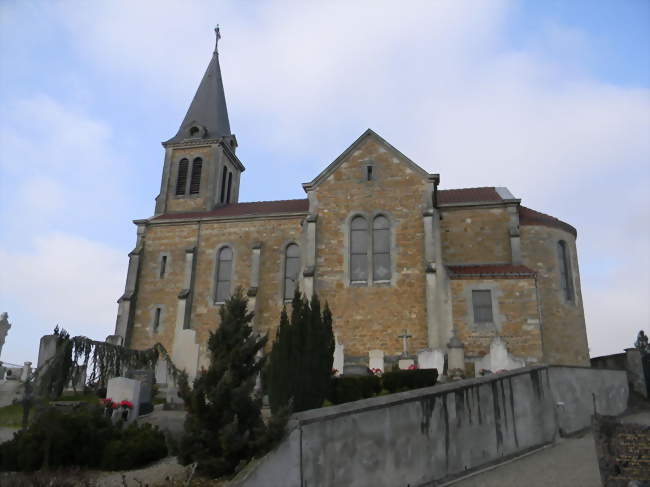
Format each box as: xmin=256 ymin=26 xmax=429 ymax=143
xmin=179 ymin=287 xmax=274 ymax=477
xmin=267 ymin=289 xmax=335 ymax=413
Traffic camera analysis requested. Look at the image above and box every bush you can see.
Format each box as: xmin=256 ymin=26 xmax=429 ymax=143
xmin=328 ymin=375 xmax=381 ymax=405
xmin=101 ymin=423 xmax=167 ymax=470
xmin=382 ymin=369 xmax=438 ymax=393
xmin=0 ymin=405 xmax=167 ymax=472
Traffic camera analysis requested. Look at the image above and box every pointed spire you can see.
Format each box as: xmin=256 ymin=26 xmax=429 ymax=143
xmin=165 ymin=27 xmax=231 ymax=144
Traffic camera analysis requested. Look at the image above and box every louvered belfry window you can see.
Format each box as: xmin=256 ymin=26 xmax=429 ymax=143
xmin=220 ymin=166 xmax=228 ymax=203
xmin=175 ymin=159 xmax=189 ymax=195
xmin=215 ymin=246 xmax=233 ymax=303
xmin=472 ymin=290 xmax=494 ymax=323
xmin=189 ymin=158 xmax=202 ymax=194
xmin=372 ymin=215 xmax=391 ymax=281
xmin=350 ymin=216 xmax=369 ymax=283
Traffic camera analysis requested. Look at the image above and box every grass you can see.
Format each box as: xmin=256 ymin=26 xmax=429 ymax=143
xmin=0 ymin=402 xmax=26 ymax=428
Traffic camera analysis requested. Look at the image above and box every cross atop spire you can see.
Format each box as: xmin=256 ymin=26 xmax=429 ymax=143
xmin=214 ymin=25 xmax=221 ymax=54
xmin=165 ymin=28 xmax=231 ymax=145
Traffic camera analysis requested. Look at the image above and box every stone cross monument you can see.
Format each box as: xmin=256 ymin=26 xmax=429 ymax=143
xmin=0 ymin=313 xmax=11 ymax=359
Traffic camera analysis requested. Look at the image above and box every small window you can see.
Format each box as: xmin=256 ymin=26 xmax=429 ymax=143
xmin=372 ymin=215 xmax=391 ymax=281
xmin=350 ymin=216 xmax=369 ymax=283
xmin=153 ymin=307 xmax=161 ymax=332
xmin=159 ymin=255 xmax=167 ymax=278
xmin=226 ymin=172 xmax=233 ymax=203
xmin=284 ymin=244 xmax=300 ymax=300
xmin=472 ymin=290 xmax=493 ymax=323
xmin=557 ymin=241 xmax=574 ymax=301
xmin=215 ymin=246 xmax=233 ymax=303
xmin=366 ymin=165 xmax=373 ymax=181
xmin=175 ymin=159 xmax=189 ymax=196
xmin=189 ymin=158 xmax=202 ymax=194
xmin=220 ymin=167 xmax=228 ymax=203
xmin=189 ymin=126 xmax=200 ymax=136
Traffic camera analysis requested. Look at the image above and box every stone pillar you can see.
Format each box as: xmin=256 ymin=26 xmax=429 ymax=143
xmin=625 ymin=348 xmax=648 ymax=399
xmin=507 ymin=205 xmax=522 ymax=265
xmin=20 ymin=362 xmax=32 ymax=382
xmin=172 ymin=247 xmax=200 ymax=381
xmin=248 ymin=243 xmax=262 ymax=322
xmin=0 ymin=312 xmax=11 ymax=359
xmin=37 ymin=334 xmax=58 ymax=369
xmin=115 ymin=223 xmax=146 ymax=343
xmin=303 ymin=214 xmax=317 ymax=297
xmin=447 ymin=334 xmax=465 ymax=379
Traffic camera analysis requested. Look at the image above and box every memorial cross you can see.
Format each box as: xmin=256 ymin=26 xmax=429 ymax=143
xmin=398 ymin=329 xmax=412 ymax=356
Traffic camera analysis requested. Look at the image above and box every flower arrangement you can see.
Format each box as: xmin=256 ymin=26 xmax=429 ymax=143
xmin=370 ymin=368 xmax=383 ymax=376
xmin=408 ymin=364 xmax=418 ymax=370
xmin=119 ymin=400 xmax=133 ymax=421
xmin=100 ymin=398 xmax=118 ymax=417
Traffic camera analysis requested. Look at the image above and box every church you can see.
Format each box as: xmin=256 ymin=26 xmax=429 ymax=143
xmin=111 ymin=32 xmax=590 ymax=380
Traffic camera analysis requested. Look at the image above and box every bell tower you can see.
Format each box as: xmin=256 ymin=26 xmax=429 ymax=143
xmin=154 ymin=27 xmax=245 ymax=216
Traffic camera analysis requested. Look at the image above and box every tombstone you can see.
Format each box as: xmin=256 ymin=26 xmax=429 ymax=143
xmin=447 ymin=334 xmax=465 ymax=380
xmin=0 ymin=313 xmax=11 ymax=359
xmin=105 ymin=335 xmax=123 ymax=346
xmin=475 ymin=336 xmax=525 ymax=376
xmin=37 ymin=334 xmax=58 ymax=369
xmin=67 ymin=365 xmax=87 ymax=391
xmin=127 ymin=369 xmax=154 ymax=406
xmin=368 ymin=349 xmax=384 ymax=372
xmin=343 ymin=364 xmax=370 ymax=376
xmin=417 ymin=348 xmax=444 ymax=373
xmin=20 ymin=362 xmax=32 ymax=382
xmin=398 ymin=358 xmax=415 ymax=370
xmin=106 ymin=377 xmax=141 ymax=423
xmin=333 ymin=338 xmax=344 ymax=376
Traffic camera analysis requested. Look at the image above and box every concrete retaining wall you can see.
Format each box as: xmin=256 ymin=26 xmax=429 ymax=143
xmin=235 ymin=365 xmax=628 ymax=487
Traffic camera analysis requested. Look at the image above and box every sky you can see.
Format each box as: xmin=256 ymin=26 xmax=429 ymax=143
xmin=0 ymin=0 xmax=648 ymax=365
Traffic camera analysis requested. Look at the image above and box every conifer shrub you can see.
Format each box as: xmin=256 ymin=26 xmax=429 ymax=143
xmin=266 ymin=290 xmax=335 ymax=413
xmin=382 ymin=369 xmax=438 ymax=393
xmin=178 ymin=288 xmax=284 ymax=478
xmin=0 ymin=405 xmax=167 ymax=472
xmin=328 ymin=375 xmax=381 ymax=405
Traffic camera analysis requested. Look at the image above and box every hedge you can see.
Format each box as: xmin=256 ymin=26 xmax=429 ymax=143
xmin=382 ymin=369 xmax=438 ymax=393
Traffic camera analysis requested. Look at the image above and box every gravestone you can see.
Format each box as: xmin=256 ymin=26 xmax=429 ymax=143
xmin=333 ymin=338 xmax=344 ymax=376
xmin=368 ymin=349 xmax=384 ymax=372
xmin=398 ymin=359 xmax=415 ymax=370
xmin=20 ymin=362 xmax=32 ymax=382
xmin=0 ymin=313 xmax=11 ymax=359
xmin=417 ymin=349 xmax=444 ymax=373
xmin=106 ymin=377 xmax=141 ymax=423
xmin=474 ymin=336 xmax=525 ymax=376
xmin=127 ymin=369 xmax=154 ymax=406
xmin=343 ymin=364 xmax=370 ymax=376
xmin=37 ymin=334 xmax=58 ymax=369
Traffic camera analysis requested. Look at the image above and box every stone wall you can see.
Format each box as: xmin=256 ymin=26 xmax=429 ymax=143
xmin=234 ymin=366 xmax=628 ymax=487
xmin=450 ymin=277 xmax=543 ymax=362
xmin=310 ymin=136 xmax=431 ymax=357
xmin=520 ymin=225 xmax=589 ymax=365
xmin=440 ymin=207 xmax=511 ymax=265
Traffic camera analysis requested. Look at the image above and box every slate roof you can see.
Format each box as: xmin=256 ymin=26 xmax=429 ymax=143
xmin=165 ymin=34 xmax=231 ymax=144
xmin=446 ymin=264 xmax=536 ymax=279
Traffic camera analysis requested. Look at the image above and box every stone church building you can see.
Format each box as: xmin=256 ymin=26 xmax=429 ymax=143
xmin=111 ymin=34 xmax=590 ymax=380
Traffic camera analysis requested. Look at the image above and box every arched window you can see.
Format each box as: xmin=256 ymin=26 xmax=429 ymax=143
xmin=350 ymin=216 xmax=369 ymax=283
xmin=189 ymin=158 xmax=202 ymax=194
xmin=284 ymin=243 xmax=300 ymax=300
xmin=215 ymin=246 xmax=233 ymax=303
xmin=220 ymin=166 xmax=227 ymax=203
xmin=175 ymin=159 xmax=189 ymax=195
xmin=557 ymin=241 xmax=573 ymax=301
xmin=373 ymin=215 xmax=391 ymax=281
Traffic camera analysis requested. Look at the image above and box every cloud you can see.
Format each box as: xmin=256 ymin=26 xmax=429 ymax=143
xmin=0 ymin=233 xmax=125 ymax=364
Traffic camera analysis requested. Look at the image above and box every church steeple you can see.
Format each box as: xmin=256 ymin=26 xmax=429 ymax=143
xmin=155 ymin=28 xmax=244 ymax=217
xmin=165 ymin=27 xmax=232 ymax=145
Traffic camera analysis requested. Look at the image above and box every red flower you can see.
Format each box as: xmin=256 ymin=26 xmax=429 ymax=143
xmin=120 ymin=400 xmax=133 ymax=409
xmin=111 ymin=402 xmax=118 ymax=409
xmin=408 ymin=364 xmax=418 ymax=370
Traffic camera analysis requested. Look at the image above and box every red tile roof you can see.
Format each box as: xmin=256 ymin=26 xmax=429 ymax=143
xmin=437 ymin=187 xmax=502 ymax=205
xmin=447 ymin=264 xmax=536 ymax=279
xmin=518 ymin=206 xmax=576 ymax=237
xmin=153 ymin=199 xmax=309 ymax=220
